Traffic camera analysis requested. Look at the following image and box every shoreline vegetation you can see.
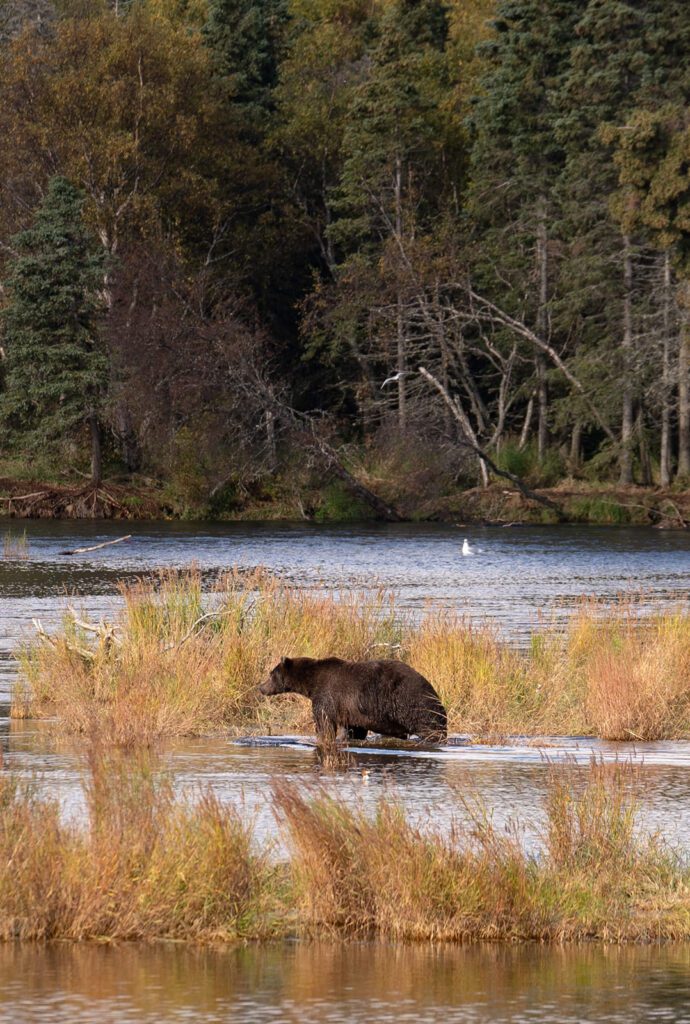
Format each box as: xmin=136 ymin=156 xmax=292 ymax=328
xmin=0 ymin=752 xmax=689 ymax=945
xmin=13 ymin=569 xmax=690 ymax=744
xmin=1 ymin=473 xmax=690 ymax=527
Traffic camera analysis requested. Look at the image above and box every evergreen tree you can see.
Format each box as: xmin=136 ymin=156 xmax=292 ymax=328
xmin=611 ymin=102 xmax=690 ymax=478
xmin=202 ymin=0 xmax=288 ymax=116
xmin=554 ymin=0 xmax=682 ymax=484
xmin=0 ymin=177 xmax=108 ymax=482
xmin=468 ymin=0 xmax=586 ymax=459
xmin=334 ymin=0 xmax=452 ymax=256
xmin=327 ymin=0 xmax=456 ymax=429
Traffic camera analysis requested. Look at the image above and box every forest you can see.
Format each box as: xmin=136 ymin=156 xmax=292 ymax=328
xmin=0 ymin=0 xmax=688 ymax=521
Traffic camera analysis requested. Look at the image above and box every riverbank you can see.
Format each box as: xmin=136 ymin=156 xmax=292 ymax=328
xmin=0 ymin=752 xmax=687 ymax=945
xmin=13 ymin=569 xmax=690 ymax=743
xmin=0 ymin=470 xmax=688 ymax=527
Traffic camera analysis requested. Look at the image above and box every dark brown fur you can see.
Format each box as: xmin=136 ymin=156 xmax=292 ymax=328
xmin=258 ymin=656 xmax=447 ymax=743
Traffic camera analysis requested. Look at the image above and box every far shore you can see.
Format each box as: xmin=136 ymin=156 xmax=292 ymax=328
xmin=0 ymin=473 xmax=689 ymax=528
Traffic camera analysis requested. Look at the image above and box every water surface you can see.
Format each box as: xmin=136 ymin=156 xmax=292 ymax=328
xmin=2 ymin=941 xmax=690 ymax=1023
xmin=2 ymin=522 xmax=690 ymax=1020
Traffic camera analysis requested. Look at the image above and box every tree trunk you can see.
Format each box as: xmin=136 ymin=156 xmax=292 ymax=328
xmin=637 ymin=408 xmax=652 ymax=486
xmin=435 ymin=281 xmax=452 ymax=437
xmin=569 ymin=420 xmax=582 ymax=471
xmin=619 ymin=234 xmax=634 ymax=485
xmin=519 ymin=394 xmax=534 ymax=450
xmin=89 ymin=413 xmax=102 ymax=488
xmin=394 ymin=155 xmax=406 ymax=432
xmin=418 ymin=366 xmax=562 ymax=516
xmin=678 ymin=279 xmax=690 ymax=479
xmin=660 ymin=253 xmax=673 ymax=487
xmin=265 ymin=410 xmax=277 ymax=472
xmin=315 ymin=439 xmax=403 ymax=521
xmin=536 ymin=199 xmax=549 ymax=460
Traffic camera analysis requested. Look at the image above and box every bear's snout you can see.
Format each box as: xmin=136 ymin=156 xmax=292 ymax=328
xmin=258 ymin=678 xmax=273 ymax=696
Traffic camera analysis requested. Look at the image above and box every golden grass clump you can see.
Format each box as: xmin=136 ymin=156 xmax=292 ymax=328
xmin=13 ymin=568 xmax=402 ymax=743
xmin=2 ymin=530 xmax=29 ymax=560
xmin=274 ymin=761 xmax=690 ymax=943
xmin=406 ymin=610 xmax=573 ymax=737
xmin=577 ymin=607 xmax=690 ymax=740
xmin=0 ymin=746 xmax=283 ymax=942
xmin=0 ymin=756 xmax=688 ymax=945
xmin=12 ymin=569 xmax=690 ymax=741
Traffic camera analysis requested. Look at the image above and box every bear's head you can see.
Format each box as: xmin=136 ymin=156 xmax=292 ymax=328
xmin=258 ymin=657 xmax=293 ymax=696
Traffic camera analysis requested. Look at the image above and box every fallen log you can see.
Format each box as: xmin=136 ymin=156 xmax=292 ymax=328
xmin=59 ymin=534 xmax=132 ymax=555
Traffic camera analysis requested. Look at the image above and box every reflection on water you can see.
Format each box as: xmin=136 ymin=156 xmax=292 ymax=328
xmin=2 ymin=940 xmax=690 ymax=1023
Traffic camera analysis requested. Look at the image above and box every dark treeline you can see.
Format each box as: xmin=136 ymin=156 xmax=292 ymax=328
xmin=0 ymin=0 xmax=688 ymax=517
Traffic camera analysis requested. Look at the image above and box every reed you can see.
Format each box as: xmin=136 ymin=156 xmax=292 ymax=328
xmin=2 ymin=530 xmax=29 ymax=560
xmin=275 ymin=760 xmax=690 ymax=943
xmin=0 ymin=745 xmax=284 ymax=942
xmin=12 ymin=569 xmax=690 ymax=741
xmin=13 ymin=568 xmax=401 ymax=742
xmin=0 ymin=756 xmax=688 ymax=944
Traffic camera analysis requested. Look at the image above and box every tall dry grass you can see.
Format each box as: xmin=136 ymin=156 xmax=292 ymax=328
xmin=0 ymin=756 xmax=688 ymax=944
xmin=2 ymin=530 xmax=29 ymax=560
xmin=0 ymin=745 xmax=283 ymax=942
xmin=275 ymin=760 xmax=690 ymax=943
xmin=13 ymin=569 xmax=401 ymax=743
xmin=12 ymin=569 xmax=690 ymax=741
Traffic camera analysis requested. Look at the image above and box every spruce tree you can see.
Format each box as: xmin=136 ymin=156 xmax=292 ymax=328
xmin=329 ymin=0 xmax=454 ymax=429
xmin=468 ymin=0 xmax=587 ymax=459
xmin=202 ymin=0 xmax=288 ymax=116
xmin=0 ymin=177 xmax=108 ymax=483
xmin=554 ymin=1 xmax=673 ymax=484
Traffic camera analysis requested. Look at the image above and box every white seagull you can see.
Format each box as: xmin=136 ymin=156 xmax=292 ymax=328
xmin=461 ymin=538 xmax=474 ymax=556
xmin=380 ymin=371 xmax=410 ymax=389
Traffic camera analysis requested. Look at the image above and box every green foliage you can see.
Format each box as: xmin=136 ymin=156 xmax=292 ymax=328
xmin=314 ymin=481 xmax=368 ymax=522
xmin=0 ymin=177 xmax=107 ymax=457
xmin=496 ymin=440 xmax=564 ymax=487
xmin=331 ymin=0 xmax=454 ymax=257
xmin=203 ymin=0 xmax=288 ymax=116
xmin=165 ymin=427 xmax=213 ymax=515
xmin=0 ymin=0 xmax=688 ymax=506
xmin=566 ymin=497 xmax=631 ymax=525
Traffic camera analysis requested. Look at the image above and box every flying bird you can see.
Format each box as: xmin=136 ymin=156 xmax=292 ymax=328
xmin=380 ymin=371 xmax=410 ymax=388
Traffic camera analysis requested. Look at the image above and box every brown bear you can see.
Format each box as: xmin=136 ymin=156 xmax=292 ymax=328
xmin=258 ymin=656 xmax=447 ymax=743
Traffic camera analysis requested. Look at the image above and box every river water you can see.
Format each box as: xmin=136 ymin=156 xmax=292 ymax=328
xmin=2 ymin=521 xmax=690 ymax=1021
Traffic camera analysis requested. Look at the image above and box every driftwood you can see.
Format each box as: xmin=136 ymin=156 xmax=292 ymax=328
xmin=0 ymin=484 xmax=133 ymax=519
xmin=59 ymin=534 xmax=132 ymax=556
xmin=418 ymin=366 xmax=564 ymax=519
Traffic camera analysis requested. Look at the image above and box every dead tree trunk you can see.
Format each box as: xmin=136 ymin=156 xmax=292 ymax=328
xmin=637 ymin=408 xmax=652 ymax=486
xmin=394 ymin=156 xmax=407 ymax=432
xmin=89 ymin=412 xmax=102 ymax=489
xmin=303 ymin=436 xmax=401 ymax=524
xmin=419 ymin=366 xmax=562 ymax=517
xmin=519 ymin=393 xmax=535 ymax=450
xmin=569 ymin=420 xmax=582 ymax=471
xmin=416 ymin=367 xmax=488 ymax=487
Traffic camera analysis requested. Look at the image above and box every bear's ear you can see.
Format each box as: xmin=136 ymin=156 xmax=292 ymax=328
xmin=281 ymin=656 xmax=292 ymax=670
